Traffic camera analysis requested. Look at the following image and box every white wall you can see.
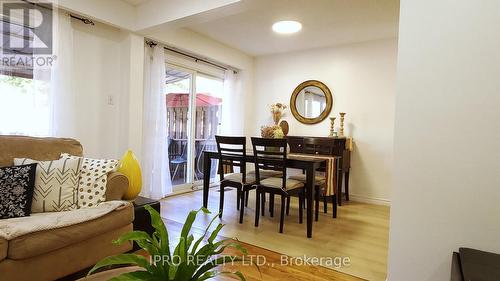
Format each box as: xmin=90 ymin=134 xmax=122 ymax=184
xmin=67 ymin=21 xmax=254 ymax=162
xmin=252 ymin=39 xmax=398 ymax=203
xmin=71 ymin=20 xmax=133 ymax=159
xmin=388 ymin=1 xmax=500 ymax=280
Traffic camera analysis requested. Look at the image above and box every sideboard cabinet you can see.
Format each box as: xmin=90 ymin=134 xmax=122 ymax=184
xmin=286 ymin=136 xmax=351 ymax=205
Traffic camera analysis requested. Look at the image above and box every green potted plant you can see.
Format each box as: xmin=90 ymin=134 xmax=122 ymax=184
xmin=88 ymin=206 xmax=249 ymax=280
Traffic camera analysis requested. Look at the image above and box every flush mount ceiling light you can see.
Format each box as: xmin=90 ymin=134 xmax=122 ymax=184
xmin=272 ymin=20 xmax=302 ymax=34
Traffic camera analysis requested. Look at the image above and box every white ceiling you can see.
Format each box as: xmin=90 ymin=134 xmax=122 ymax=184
xmin=185 ymin=0 xmax=400 ymax=56
xmin=121 ymin=0 xmax=149 ymax=6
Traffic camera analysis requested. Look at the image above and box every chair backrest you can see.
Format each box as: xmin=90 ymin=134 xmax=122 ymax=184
xmin=215 ymin=135 xmax=247 ymax=183
xmin=251 ymin=137 xmax=287 ymax=188
xmin=303 ymin=137 xmax=335 ymax=155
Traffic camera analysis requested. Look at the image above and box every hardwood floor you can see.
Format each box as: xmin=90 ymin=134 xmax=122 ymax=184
xmin=163 ymin=219 xmax=363 ymax=281
xmin=161 ymin=188 xmax=390 ymax=281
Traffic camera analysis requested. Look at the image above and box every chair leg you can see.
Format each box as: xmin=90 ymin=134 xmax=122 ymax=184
xmin=183 ymin=163 xmax=187 ymax=182
xmin=315 ymin=186 xmax=320 ymax=222
xmin=245 ymin=190 xmax=249 ymax=206
xmin=269 ymin=194 xmax=275 ymax=217
xmin=261 ymin=192 xmax=266 ymax=217
xmin=345 ymin=171 xmax=350 ymax=201
xmin=332 ymin=194 xmax=337 ymax=218
xmin=236 ymin=188 xmax=241 ymax=211
xmin=255 ymin=190 xmax=260 ymax=227
xmin=323 ymin=195 xmax=328 ymax=213
xmin=298 ymin=191 xmax=303 ymax=224
xmin=337 ymin=172 xmax=343 ymax=206
xmin=286 ymin=196 xmax=290 ymax=216
xmin=279 ymin=194 xmax=285 ymax=233
xmin=239 ymin=189 xmax=245 ymax=224
xmin=219 ymin=184 xmax=224 ymax=219
xmin=172 ymin=164 xmax=180 ymax=180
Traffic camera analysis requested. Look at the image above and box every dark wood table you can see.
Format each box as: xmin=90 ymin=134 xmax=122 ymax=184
xmin=132 ymin=196 xmax=161 ymax=250
xmin=202 ymin=150 xmax=325 ymax=238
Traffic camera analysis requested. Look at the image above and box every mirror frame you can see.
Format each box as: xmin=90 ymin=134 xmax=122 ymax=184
xmin=290 ymin=80 xmax=333 ymax=124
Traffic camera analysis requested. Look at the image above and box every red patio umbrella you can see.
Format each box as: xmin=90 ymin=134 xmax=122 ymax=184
xmin=166 ymin=93 xmax=222 ymax=108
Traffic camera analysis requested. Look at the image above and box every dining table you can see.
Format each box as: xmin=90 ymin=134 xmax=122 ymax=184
xmin=202 ymin=150 xmax=326 ymax=238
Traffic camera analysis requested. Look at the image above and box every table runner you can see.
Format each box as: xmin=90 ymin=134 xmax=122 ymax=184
xmin=288 ymin=153 xmax=337 ymax=196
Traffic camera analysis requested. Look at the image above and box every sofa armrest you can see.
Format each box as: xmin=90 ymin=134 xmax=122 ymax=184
xmin=105 ymin=171 xmax=129 ymax=201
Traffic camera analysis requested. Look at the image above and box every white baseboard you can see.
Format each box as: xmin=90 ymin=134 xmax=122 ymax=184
xmin=348 ymin=194 xmax=391 ymax=206
xmin=165 ymin=186 xmax=391 ymax=207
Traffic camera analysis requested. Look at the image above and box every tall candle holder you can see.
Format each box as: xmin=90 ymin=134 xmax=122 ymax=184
xmin=339 ymin=112 xmax=346 ymax=136
xmin=329 ymin=117 xmax=337 ymax=137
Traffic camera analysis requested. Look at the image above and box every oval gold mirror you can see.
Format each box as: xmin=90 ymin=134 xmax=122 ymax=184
xmin=290 ymin=80 xmax=333 ymax=124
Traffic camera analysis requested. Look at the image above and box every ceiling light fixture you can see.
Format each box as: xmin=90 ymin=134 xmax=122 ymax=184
xmin=272 ymin=20 xmax=302 ymax=34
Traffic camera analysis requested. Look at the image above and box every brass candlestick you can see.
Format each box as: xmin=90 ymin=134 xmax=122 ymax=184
xmin=329 ymin=117 xmax=336 ymax=137
xmin=339 ymin=112 xmax=346 ymax=136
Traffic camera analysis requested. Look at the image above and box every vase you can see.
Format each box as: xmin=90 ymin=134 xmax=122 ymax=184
xmin=272 ymin=112 xmax=282 ymax=125
xmin=118 ymin=150 xmax=142 ymax=200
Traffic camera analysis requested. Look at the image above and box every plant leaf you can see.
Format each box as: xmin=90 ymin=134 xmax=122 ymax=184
xmin=191 ymin=256 xmax=243 ymax=281
xmin=144 ymin=205 xmax=170 ymax=279
xmin=191 ymin=210 xmax=219 ymax=255
xmin=196 ymin=269 xmax=246 ymax=281
xmin=87 ymin=254 xmax=152 ymax=276
xmin=113 ymin=230 xmax=157 ymax=256
xmin=144 ymin=205 xmax=170 ymax=256
xmin=109 ymin=270 xmax=157 ymax=281
xmin=181 ymin=209 xmax=199 ymax=240
xmin=208 ymin=223 xmax=225 ymax=244
xmin=220 ymin=270 xmax=246 ymax=281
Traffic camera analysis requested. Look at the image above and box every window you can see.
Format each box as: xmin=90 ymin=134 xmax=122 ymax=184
xmin=0 ymin=6 xmax=51 ymax=135
xmin=0 ymin=74 xmax=50 ymax=135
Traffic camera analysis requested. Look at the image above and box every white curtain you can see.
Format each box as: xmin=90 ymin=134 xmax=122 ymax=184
xmin=141 ymin=45 xmax=172 ymax=199
xmin=48 ymin=11 xmax=76 ymax=137
xmin=221 ymin=70 xmax=244 ymax=135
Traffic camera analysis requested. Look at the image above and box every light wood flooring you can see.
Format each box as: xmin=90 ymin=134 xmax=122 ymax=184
xmin=161 ymin=188 xmax=390 ymax=281
xmin=163 ymin=219 xmax=363 ymax=281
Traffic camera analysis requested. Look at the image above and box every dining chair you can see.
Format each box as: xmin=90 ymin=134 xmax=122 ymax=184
xmin=169 ymin=138 xmax=188 ymax=182
xmin=251 ymin=137 xmax=305 ymax=233
xmin=215 ymin=135 xmax=256 ymax=223
xmin=289 ymin=137 xmax=338 ymax=219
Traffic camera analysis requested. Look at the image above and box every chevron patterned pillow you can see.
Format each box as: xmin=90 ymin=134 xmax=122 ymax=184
xmin=14 ymin=158 xmax=81 ymax=213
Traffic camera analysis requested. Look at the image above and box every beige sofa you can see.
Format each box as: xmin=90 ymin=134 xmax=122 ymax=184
xmin=0 ymin=136 xmax=134 ymax=281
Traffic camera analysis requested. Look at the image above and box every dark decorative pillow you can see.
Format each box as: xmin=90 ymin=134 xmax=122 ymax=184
xmin=0 ymin=163 xmax=37 ymax=219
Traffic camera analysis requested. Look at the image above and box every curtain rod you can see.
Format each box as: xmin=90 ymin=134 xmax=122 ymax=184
xmin=70 ymin=14 xmax=95 ymax=25
xmin=146 ymin=40 xmax=237 ymax=74
xmin=20 ymin=0 xmax=94 ymax=25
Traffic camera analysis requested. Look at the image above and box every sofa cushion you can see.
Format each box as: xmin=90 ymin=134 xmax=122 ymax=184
xmin=288 ymin=174 xmax=326 ymax=185
xmin=0 ymin=225 xmax=132 ymax=281
xmin=60 ymin=153 xmax=118 ymax=208
xmin=0 ymin=163 xmax=37 ymax=218
xmin=0 ymin=238 xmax=7 ymax=261
xmin=0 ymin=135 xmax=83 ymax=168
xmin=260 ymin=177 xmax=304 ymax=190
xmin=7 ymin=203 xmax=133 ymax=260
xmin=223 ymin=173 xmax=256 ymax=184
xmin=14 ymin=158 xmax=81 ymax=213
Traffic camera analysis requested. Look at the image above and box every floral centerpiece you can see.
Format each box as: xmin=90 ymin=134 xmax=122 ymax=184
xmin=260 ymin=125 xmax=284 ymax=139
xmin=270 ymin=103 xmax=287 ymax=125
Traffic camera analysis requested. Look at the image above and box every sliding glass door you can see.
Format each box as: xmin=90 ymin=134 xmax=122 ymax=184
xmin=165 ymin=65 xmax=223 ymax=191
